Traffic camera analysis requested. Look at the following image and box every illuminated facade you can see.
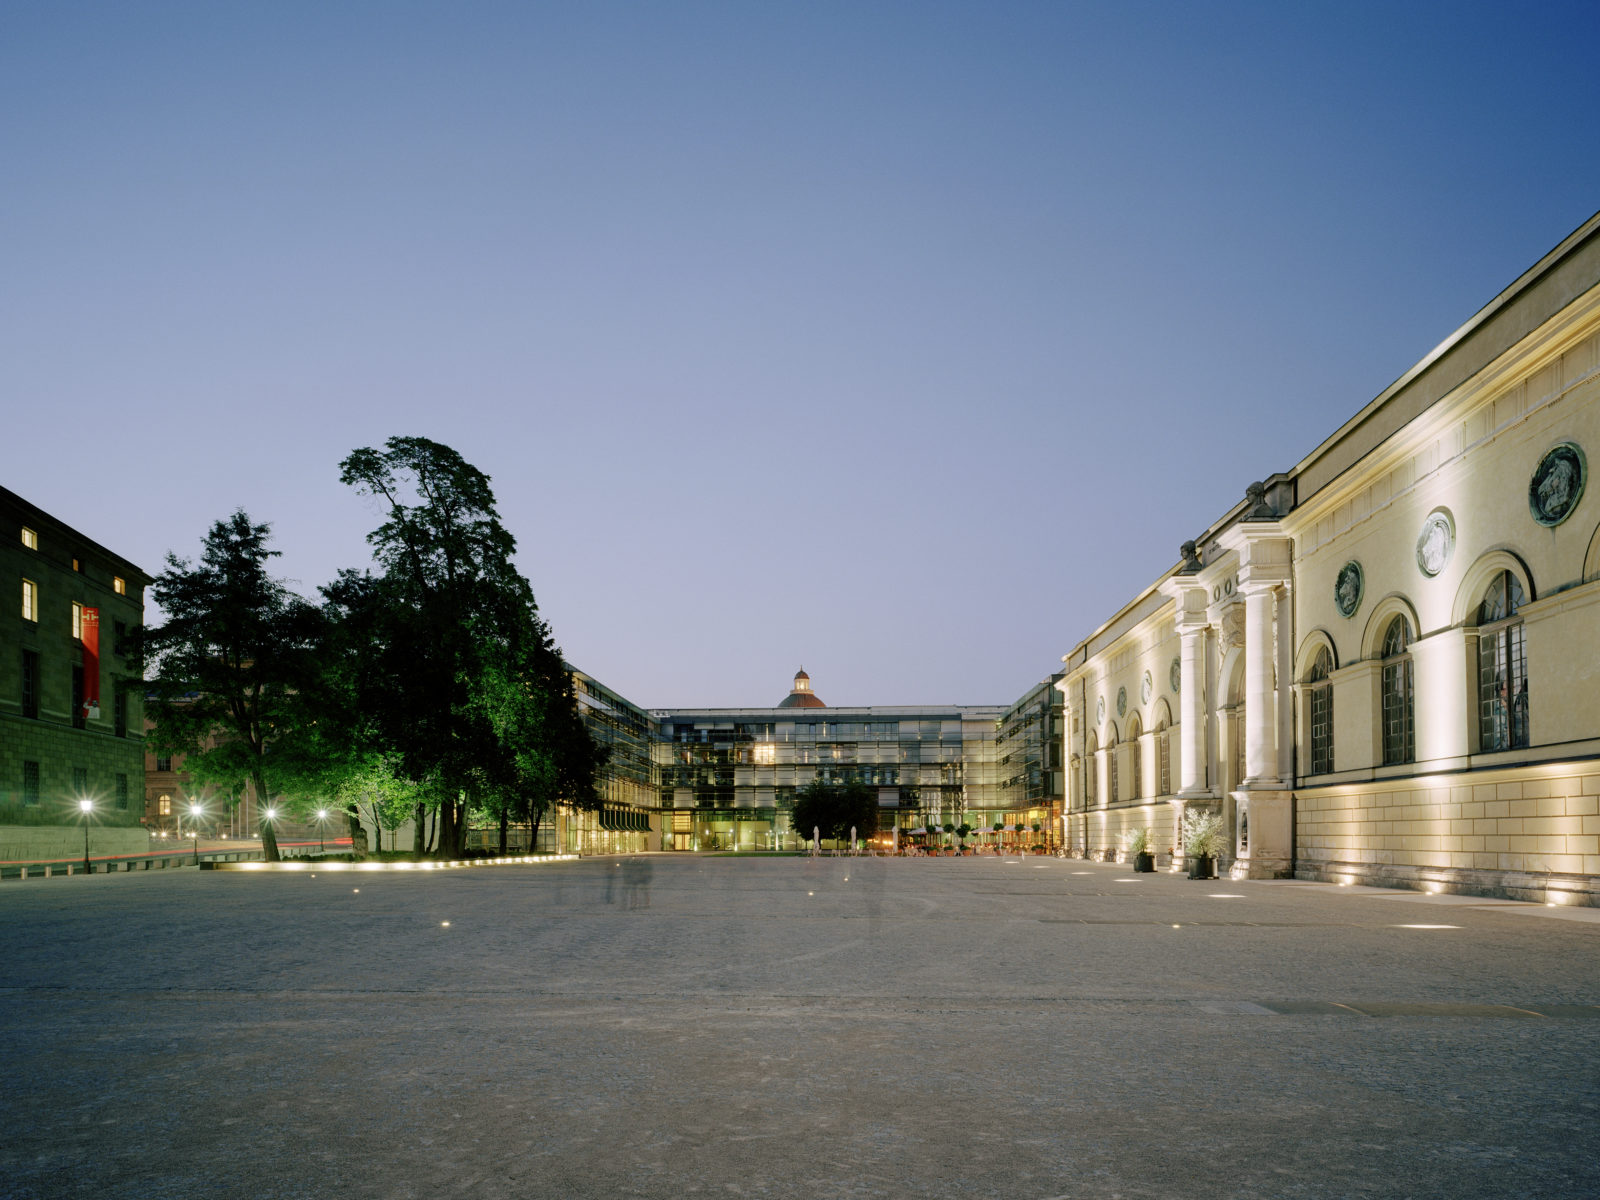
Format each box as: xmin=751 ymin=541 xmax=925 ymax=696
xmin=1058 ymin=210 xmax=1600 ymax=904
xmin=1 ymin=487 xmax=148 ymax=853
xmin=652 ymin=670 xmax=1003 ymax=851
xmin=567 ymin=667 xmax=657 ymax=855
xmin=993 ymin=674 xmax=1065 ymax=846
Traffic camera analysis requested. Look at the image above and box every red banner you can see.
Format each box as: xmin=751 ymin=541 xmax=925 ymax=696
xmin=81 ymin=607 xmax=100 ymax=720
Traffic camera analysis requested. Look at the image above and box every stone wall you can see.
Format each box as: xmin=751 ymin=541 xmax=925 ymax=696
xmin=0 ymin=824 xmax=149 ymax=861
xmin=1295 ymin=765 xmax=1600 ymax=904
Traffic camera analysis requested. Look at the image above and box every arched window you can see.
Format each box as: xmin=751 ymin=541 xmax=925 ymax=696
xmin=1106 ymin=731 xmax=1119 ymax=804
xmin=1156 ymin=719 xmax=1171 ymax=796
xmin=1308 ymin=647 xmax=1334 ymax=775
xmin=1381 ymin=616 xmax=1414 ymax=765
xmin=1477 ymin=570 xmax=1528 ymax=751
xmin=1085 ymin=732 xmax=1098 ymax=807
xmin=1127 ymin=715 xmax=1143 ymax=800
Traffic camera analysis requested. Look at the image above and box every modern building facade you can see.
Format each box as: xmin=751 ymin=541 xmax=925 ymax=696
xmin=650 ymin=669 xmax=1004 ymax=851
xmin=993 ymin=673 xmax=1065 ymax=847
xmin=1058 ymin=210 xmax=1600 ymax=905
xmin=1 ymin=487 xmax=148 ymax=857
xmin=565 ymin=666 xmax=659 ymax=855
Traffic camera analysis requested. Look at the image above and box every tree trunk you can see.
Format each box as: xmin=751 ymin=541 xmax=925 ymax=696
xmin=413 ymin=801 xmax=426 ymax=855
xmin=255 ymin=774 xmax=281 ymax=862
xmin=345 ymin=805 xmax=368 ymax=858
xmin=498 ymin=807 xmax=508 ymax=855
xmin=529 ymin=806 xmax=543 ymax=853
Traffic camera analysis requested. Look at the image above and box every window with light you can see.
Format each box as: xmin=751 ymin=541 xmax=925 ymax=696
xmin=1381 ymin=616 xmax=1414 ymax=765
xmin=1477 ymin=571 xmax=1528 ymax=752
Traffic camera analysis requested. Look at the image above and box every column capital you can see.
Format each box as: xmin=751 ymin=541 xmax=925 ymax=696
xmin=1236 ymin=574 xmax=1285 ymax=598
xmin=1219 ymin=525 xmax=1292 ymax=590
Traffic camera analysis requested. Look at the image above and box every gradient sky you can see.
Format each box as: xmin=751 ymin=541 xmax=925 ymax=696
xmin=5 ymin=2 xmax=1600 ymax=709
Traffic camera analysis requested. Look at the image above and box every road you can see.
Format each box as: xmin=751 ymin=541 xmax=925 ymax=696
xmin=2 ymin=854 xmax=1596 ymax=1198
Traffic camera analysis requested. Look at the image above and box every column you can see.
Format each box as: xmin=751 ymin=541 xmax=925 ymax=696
xmin=1178 ymin=617 xmax=1209 ymax=795
xmin=1242 ymin=581 xmax=1276 ymax=784
xmin=1275 ymin=583 xmax=1294 ymax=784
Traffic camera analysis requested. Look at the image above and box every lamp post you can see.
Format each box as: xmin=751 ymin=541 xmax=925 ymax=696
xmin=316 ymin=808 xmax=328 ymax=855
xmin=78 ymin=798 xmax=93 ymax=874
xmin=189 ymin=802 xmax=203 ymax=865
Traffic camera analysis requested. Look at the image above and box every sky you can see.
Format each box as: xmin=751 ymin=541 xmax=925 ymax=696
xmin=5 ymin=1 xmax=1600 ymax=710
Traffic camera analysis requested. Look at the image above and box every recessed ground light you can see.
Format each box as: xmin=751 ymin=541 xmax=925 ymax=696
xmin=441 ymin=921 xmax=451 ymax=927
xmin=1209 ymin=894 xmax=1245 ymax=898
xmin=1395 ymin=924 xmax=1459 ymax=929
xmin=1070 ymin=872 xmax=1093 ymax=876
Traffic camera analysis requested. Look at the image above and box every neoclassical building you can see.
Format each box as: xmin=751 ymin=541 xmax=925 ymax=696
xmin=1059 ymin=210 xmax=1600 ymax=905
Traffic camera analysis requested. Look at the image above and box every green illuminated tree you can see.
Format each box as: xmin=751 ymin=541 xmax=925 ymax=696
xmin=335 ymin=437 xmax=602 ymax=857
xmin=143 ymin=511 xmax=323 ymax=862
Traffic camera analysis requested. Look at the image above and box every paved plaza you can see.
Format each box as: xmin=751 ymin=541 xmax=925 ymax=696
xmin=3 ymin=855 xmax=1598 ymax=1199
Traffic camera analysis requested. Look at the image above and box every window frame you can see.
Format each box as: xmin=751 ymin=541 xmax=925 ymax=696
xmin=1381 ymin=617 xmax=1415 ymax=766
xmin=1476 ymin=570 xmax=1529 ymax=753
xmin=1307 ymin=648 xmax=1334 ymax=776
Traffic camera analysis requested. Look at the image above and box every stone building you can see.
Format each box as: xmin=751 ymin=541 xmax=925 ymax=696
xmin=1058 ymin=210 xmax=1600 ymax=905
xmin=1 ymin=487 xmax=148 ymax=860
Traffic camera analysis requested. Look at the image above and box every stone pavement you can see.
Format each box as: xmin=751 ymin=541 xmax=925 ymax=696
xmin=2 ymin=855 xmax=1597 ymax=1199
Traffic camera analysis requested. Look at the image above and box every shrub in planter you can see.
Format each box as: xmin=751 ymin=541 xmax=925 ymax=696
xmin=1182 ymin=810 xmax=1224 ymax=879
xmin=1125 ymin=827 xmax=1155 ymax=872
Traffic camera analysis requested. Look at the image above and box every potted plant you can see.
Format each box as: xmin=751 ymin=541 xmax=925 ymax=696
xmin=1126 ymin=827 xmax=1155 ymax=872
xmin=942 ymin=822 xmax=955 ymax=853
xmin=1031 ymin=821 xmax=1042 ymax=853
xmin=956 ymin=822 xmax=972 ymax=853
xmin=1182 ymin=810 xmax=1224 ymax=880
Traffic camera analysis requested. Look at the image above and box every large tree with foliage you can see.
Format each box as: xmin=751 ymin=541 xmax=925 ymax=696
xmin=335 ymin=436 xmax=603 ymax=857
xmin=790 ymin=779 xmax=880 ymax=845
xmin=143 ymin=511 xmax=323 ymax=862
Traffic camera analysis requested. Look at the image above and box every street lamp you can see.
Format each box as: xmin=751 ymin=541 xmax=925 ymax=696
xmin=78 ymin=798 xmax=93 ymax=874
xmin=189 ymin=802 xmax=204 ymax=865
xmin=315 ymin=808 xmax=328 ymax=855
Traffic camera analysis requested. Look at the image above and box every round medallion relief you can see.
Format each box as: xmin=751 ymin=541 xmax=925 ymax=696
xmin=1169 ymin=657 xmax=1181 ymax=694
xmin=1334 ymin=561 xmax=1363 ymax=618
xmin=1095 ymin=695 xmax=1105 ymax=725
xmin=1416 ymin=508 xmax=1455 ymax=578
xmin=1530 ymin=442 xmax=1586 ymax=527
xmin=1116 ymin=687 xmax=1127 ymax=718
xmin=1140 ymin=671 xmax=1153 ymax=705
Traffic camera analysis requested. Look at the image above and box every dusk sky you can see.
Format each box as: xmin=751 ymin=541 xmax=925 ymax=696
xmin=6 ymin=2 xmax=1600 ymax=709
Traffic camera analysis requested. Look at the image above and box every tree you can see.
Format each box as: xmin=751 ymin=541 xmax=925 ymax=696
xmin=792 ymin=779 xmax=880 ymax=844
xmin=335 ymin=437 xmax=602 ymax=857
xmin=143 ymin=511 xmax=323 ymax=862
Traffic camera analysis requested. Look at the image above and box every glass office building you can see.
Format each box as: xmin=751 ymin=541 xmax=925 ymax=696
xmin=566 ymin=667 xmax=658 ymax=855
xmin=990 ymin=674 xmax=1065 ymax=847
xmin=651 ymin=671 xmax=1003 ymax=851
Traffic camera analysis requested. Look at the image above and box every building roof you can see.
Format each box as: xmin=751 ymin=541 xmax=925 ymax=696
xmin=777 ymin=691 xmax=826 ymax=708
xmin=778 ymin=667 xmax=825 ymax=707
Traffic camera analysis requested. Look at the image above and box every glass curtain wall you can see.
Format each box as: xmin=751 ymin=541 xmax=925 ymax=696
xmin=569 ymin=668 xmax=659 ymax=855
xmin=652 ymin=706 xmax=1004 ymax=849
xmin=991 ymin=675 xmax=1065 ymax=849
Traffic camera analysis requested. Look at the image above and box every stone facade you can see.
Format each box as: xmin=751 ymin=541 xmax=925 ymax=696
xmin=1 ymin=487 xmax=147 ymax=836
xmin=1057 ymin=210 xmax=1600 ymax=904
